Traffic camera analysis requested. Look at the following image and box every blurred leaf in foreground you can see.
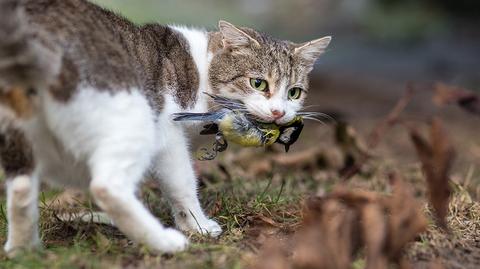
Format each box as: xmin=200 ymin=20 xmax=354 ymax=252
xmin=409 ymin=117 xmax=454 ymax=231
xmin=254 ymin=175 xmax=428 ymax=269
xmin=432 ymin=82 xmax=480 ymax=116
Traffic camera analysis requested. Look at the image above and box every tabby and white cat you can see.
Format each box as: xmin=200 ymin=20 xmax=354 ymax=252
xmin=0 ymin=0 xmax=331 ymax=254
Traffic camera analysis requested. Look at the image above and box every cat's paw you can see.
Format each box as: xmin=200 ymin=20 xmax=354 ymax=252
xmin=152 ymin=228 xmax=189 ymax=253
xmin=4 ymin=239 xmax=42 ymax=258
xmin=177 ymin=217 xmax=223 ymax=238
xmin=199 ymin=219 xmax=222 ymax=237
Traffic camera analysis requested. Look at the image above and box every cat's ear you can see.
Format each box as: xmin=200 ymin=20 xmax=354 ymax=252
xmin=218 ymin=20 xmax=260 ymax=50
xmin=294 ymin=36 xmax=332 ymax=68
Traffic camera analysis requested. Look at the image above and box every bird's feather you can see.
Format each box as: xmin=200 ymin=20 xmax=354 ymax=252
xmin=203 ymin=92 xmax=245 ymax=110
xmin=172 ymin=110 xmax=228 ymax=122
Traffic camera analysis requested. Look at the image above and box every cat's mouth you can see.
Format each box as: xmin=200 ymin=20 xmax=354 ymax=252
xmin=249 ymin=113 xmax=290 ymax=125
xmin=254 ymin=117 xmax=275 ymax=124
xmin=247 ymin=113 xmax=276 ymax=124
xmin=243 ymin=105 xmax=277 ymax=124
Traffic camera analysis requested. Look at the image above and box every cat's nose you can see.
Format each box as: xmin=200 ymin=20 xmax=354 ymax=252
xmin=271 ymin=109 xmax=285 ymax=120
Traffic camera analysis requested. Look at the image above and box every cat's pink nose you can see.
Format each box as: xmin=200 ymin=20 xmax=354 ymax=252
xmin=271 ymin=109 xmax=285 ymax=119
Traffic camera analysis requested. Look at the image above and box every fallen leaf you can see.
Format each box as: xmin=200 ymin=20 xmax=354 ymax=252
xmin=409 ymin=118 xmax=454 ymax=230
xmin=255 ymin=175 xmax=428 ymax=269
xmin=386 ymin=173 xmax=428 ymax=261
xmin=335 ymin=122 xmax=371 ymax=179
xmin=361 ymin=203 xmax=388 ymax=269
xmin=368 ymin=84 xmax=414 ymax=148
xmin=432 ymin=82 xmax=480 ymax=115
xmin=293 ymin=197 xmax=357 ymax=269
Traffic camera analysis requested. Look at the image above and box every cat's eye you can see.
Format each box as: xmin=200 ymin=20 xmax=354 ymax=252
xmin=250 ymin=78 xmax=268 ymax=92
xmin=288 ymin=87 xmax=302 ymax=100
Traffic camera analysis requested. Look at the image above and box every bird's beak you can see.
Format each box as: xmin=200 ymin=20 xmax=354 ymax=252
xmin=284 ymin=144 xmax=290 ymax=152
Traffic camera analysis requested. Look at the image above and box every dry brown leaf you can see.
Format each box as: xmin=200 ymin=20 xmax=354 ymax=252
xmin=386 ymin=173 xmax=428 ymax=261
xmin=337 ymin=84 xmax=414 ymax=179
xmin=255 ymin=214 xmax=282 ymax=228
xmin=253 ymin=238 xmax=291 ymax=269
xmin=361 ymin=203 xmax=388 ymax=269
xmin=432 ymin=82 xmax=480 ymax=115
xmin=293 ymin=198 xmax=357 ymax=269
xmin=368 ymin=84 xmax=414 ymax=148
xmin=335 ymin=122 xmax=372 ymax=179
xmin=409 ymin=118 xmax=454 ymax=230
xmin=255 ymin=175 xmax=428 ymax=269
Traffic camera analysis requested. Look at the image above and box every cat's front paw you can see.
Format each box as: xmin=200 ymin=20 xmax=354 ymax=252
xmin=176 ymin=216 xmax=223 ymax=238
xmin=197 ymin=219 xmax=222 ymax=237
xmin=152 ymin=228 xmax=189 ymax=253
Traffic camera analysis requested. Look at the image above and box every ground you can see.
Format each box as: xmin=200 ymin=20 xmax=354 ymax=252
xmin=0 ymin=73 xmax=479 ymax=268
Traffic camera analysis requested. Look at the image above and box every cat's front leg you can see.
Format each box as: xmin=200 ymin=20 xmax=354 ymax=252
xmin=4 ymin=174 xmax=41 ymax=257
xmin=153 ymin=125 xmax=222 ymax=237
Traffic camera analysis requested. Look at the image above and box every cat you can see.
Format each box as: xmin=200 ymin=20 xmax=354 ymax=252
xmin=0 ymin=0 xmax=331 ymax=255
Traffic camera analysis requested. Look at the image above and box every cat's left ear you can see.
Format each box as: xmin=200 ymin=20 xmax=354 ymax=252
xmin=294 ymin=36 xmax=332 ymax=68
xmin=218 ymin=20 xmax=260 ymax=50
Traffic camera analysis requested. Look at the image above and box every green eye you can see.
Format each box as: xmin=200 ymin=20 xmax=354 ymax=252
xmin=249 ymin=78 xmax=268 ymax=91
xmin=288 ymin=87 xmax=302 ymax=100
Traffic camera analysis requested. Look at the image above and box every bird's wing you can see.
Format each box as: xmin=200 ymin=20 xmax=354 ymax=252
xmin=172 ymin=109 xmax=229 ymax=122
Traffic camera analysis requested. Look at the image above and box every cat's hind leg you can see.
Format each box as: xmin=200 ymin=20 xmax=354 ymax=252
xmin=4 ymin=174 xmax=41 ymax=257
xmin=0 ymin=125 xmax=40 ymax=256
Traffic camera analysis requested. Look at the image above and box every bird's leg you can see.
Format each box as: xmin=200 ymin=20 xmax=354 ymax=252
xmin=214 ymin=133 xmax=228 ymax=152
xmin=196 ymin=148 xmax=217 ymax=161
xmin=195 ymin=133 xmax=228 ymax=161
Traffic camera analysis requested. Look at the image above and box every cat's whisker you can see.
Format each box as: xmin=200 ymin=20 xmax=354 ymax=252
xmin=301 ymin=104 xmax=324 ymax=110
xmin=297 ymin=111 xmax=336 ymax=123
xmin=302 ymin=116 xmax=327 ymax=125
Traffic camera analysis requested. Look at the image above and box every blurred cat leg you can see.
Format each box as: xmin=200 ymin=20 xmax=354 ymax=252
xmin=0 ymin=122 xmax=40 ymax=256
xmin=4 ymin=174 xmax=41 ymax=256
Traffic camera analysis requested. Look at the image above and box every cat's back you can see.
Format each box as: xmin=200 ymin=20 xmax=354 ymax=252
xmin=23 ymin=0 xmax=142 ymax=99
xmin=24 ymin=0 xmax=136 ymax=43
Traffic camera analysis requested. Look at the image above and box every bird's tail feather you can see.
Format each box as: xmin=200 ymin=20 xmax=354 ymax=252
xmin=172 ymin=112 xmax=225 ymax=122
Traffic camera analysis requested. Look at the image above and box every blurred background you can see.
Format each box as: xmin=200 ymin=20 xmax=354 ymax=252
xmin=93 ymin=0 xmax=480 ymax=87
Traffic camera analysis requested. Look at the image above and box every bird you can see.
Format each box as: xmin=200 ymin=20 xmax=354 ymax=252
xmin=172 ymin=93 xmax=304 ymax=160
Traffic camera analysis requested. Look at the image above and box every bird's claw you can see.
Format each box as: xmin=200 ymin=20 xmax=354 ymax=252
xmin=196 ymin=133 xmax=228 ymax=161
xmin=196 ymin=148 xmax=217 ymax=161
xmin=215 ymin=133 xmax=228 ymax=152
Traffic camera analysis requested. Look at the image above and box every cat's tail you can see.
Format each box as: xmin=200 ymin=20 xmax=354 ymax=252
xmin=0 ymin=0 xmax=61 ymax=92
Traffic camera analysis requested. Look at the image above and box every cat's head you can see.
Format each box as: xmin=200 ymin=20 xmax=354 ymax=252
xmin=208 ymin=20 xmax=331 ymax=125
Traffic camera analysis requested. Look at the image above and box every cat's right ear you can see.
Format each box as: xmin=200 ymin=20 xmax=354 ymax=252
xmin=218 ymin=20 xmax=260 ymax=50
xmin=293 ymin=36 xmax=332 ymax=69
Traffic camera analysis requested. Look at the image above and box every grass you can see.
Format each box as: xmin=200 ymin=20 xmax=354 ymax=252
xmin=0 ymin=170 xmax=308 ymax=269
xmin=1 ymin=158 xmax=478 ymax=268
xmin=0 ymin=121 xmax=479 ymax=268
